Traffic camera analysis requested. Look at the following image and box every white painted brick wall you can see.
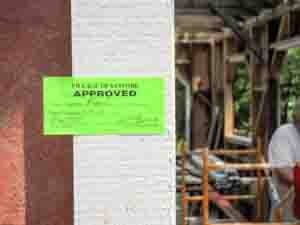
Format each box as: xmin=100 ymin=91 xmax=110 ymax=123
xmin=71 ymin=1 xmax=175 ymax=225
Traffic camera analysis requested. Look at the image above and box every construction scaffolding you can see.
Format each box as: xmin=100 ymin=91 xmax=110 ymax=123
xmin=176 ymin=0 xmax=300 ymax=224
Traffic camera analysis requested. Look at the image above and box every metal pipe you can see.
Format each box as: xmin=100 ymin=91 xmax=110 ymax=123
xmin=176 ymin=72 xmax=192 ymax=151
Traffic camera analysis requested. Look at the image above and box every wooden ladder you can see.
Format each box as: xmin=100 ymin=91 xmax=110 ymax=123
xmin=180 ymin=139 xmax=284 ymax=225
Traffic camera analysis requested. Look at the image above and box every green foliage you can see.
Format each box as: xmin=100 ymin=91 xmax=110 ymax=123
xmin=174 ymin=49 xmax=300 ymax=146
xmin=233 ymin=64 xmax=251 ymax=131
xmin=280 ymin=48 xmax=300 ymax=122
xmin=233 ymin=48 xmax=300 ymax=129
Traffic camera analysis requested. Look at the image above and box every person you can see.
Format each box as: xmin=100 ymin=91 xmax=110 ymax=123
xmin=268 ymin=97 xmax=300 ymax=222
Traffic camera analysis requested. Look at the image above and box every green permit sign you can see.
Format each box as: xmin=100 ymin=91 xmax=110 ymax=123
xmin=43 ymin=77 xmax=165 ymax=135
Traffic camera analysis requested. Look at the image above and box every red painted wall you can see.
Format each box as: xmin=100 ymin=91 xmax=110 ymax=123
xmin=0 ymin=1 xmax=73 ymax=225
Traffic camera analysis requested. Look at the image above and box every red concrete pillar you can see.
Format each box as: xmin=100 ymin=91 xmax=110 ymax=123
xmin=0 ymin=1 xmax=73 ymax=225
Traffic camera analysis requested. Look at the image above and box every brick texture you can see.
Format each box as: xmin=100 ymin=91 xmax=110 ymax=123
xmin=0 ymin=1 xmax=73 ymax=225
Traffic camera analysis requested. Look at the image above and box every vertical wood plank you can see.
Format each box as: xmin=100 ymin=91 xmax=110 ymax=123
xmin=211 ymin=40 xmax=217 ymax=117
xmin=223 ymin=37 xmax=234 ymax=139
xmin=191 ymin=45 xmax=211 ymax=149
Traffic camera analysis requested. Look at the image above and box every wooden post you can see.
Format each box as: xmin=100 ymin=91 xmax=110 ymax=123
xmin=223 ymin=37 xmax=235 ymax=140
xmin=250 ymin=25 xmax=270 ymax=219
xmin=216 ymin=43 xmax=224 ymax=96
xmin=249 ymin=23 xmax=270 ymax=148
xmin=269 ymin=14 xmax=290 ymax=140
xmin=214 ymin=42 xmax=224 ymax=149
xmin=211 ymin=40 xmax=217 ymax=118
xmin=191 ymin=45 xmax=211 ymax=149
xmin=273 ymin=208 xmax=283 ymax=222
xmin=202 ymin=148 xmax=210 ymax=225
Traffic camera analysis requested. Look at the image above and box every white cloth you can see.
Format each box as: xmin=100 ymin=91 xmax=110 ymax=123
xmin=268 ymin=123 xmax=300 ymax=222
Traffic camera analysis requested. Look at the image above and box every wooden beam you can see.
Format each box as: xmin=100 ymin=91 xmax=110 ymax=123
xmin=194 ymin=32 xmax=225 ymax=42
xmin=245 ymin=3 xmax=300 ymax=28
xmin=210 ymin=149 xmax=257 ymax=156
xmin=270 ymin=35 xmax=300 ymax=50
xmin=176 ymin=15 xmax=223 ymax=32
xmin=176 ymin=32 xmax=224 ymax=44
xmin=210 ymin=3 xmax=263 ymax=61
xmin=251 ymin=23 xmax=273 ymax=218
xmin=269 ymin=15 xmax=290 ymax=135
xmin=214 ymin=43 xmax=225 ymax=149
xmin=215 ymin=43 xmax=224 ymax=95
xmin=208 ymin=162 xmax=272 ymax=171
xmin=227 ymin=53 xmax=247 ymax=64
xmin=176 ymin=59 xmax=190 ymax=65
xmin=271 ymin=14 xmax=290 ymax=67
xmin=176 ymin=38 xmax=212 ymax=44
xmin=249 ymin=25 xmax=270 ymax=141
xmin=191 ymin=45 xmax=211 ymax=149
xmin=176 ymin=26 xmax=222 ymax=33
xmin=223 ymin=38 xmax=235 ymax=139
xmin=210 ymin=41 xmax=218 ymax=122
xmin=177 ymin=8 xmax=257 ymax=18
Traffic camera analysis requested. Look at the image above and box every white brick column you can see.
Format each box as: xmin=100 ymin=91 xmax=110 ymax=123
xmin=71 ymin=1 xmax=175 ymax=225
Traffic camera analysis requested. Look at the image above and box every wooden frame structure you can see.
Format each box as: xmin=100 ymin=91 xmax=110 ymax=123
xmin=181 ymin=141 xmax=265 ymax=225
xmin=201 ymin=147 xmax=299 ymax=225
xmin=177 ymin=1 xmax=300 ymax=225
xmin=223 ymin=34 xmax=253 ymax=147
xmin=181 ymin=144 xmax=299 ymax=225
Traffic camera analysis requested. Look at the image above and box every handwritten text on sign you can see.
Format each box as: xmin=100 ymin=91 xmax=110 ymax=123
xmin=43 ymin=77 xmax=165 ymax=135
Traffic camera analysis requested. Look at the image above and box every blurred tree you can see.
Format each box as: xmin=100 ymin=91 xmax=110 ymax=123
xmin=232 ymin=48 xmax=300 ymax=131
xmin=233 ymin=63 xmax=250 ymax=132
xmin=280 ymin=48 xmax=300 ymax=123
